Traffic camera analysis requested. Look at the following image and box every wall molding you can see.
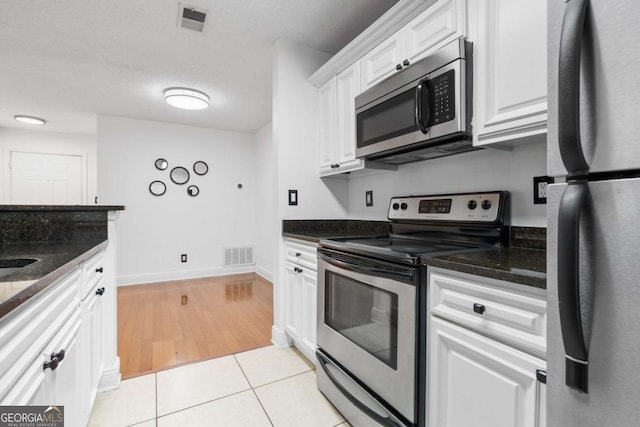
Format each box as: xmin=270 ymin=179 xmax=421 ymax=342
xmin=271 ymin=325 xmax=292 ymax=348
xmin=255 ymin=265 xmax=274 ymax=283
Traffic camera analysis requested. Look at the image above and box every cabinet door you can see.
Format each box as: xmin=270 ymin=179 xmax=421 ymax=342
xmin=361 ymin=32 xmax=404 ymax=90
xmin=473 ymin=0 xmax=547 ymax=146
xmin=298 ymin=268 xmax=317 ymax=362
xmin=428 ymin=317 xmax=546 ymax=427
xmin=86 ymin=284 xmax=104 ymax=410
xmin=318 ymin=78 xmax=337 ymax=172
xmin=335 ymin=63 xmax=362 ymax=166
xmin=404 ymin=0 xmax=468 ymax=64
xmin=284 ymin=262 xmax=300 ymax=340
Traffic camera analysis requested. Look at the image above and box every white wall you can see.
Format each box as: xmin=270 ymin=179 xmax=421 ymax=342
xmin=97 ymin=115 xmax=258 ymax=285
xmin=270 ymin=39 xmax=350 ymax=346
xmin=0 ymin=127 xmax=97 ymax=204
xmin=254 ymin=121 xmax=275 ymax=281
xmin=273 ymin=39 xmax=349 ymax=221
xmin=348 ymin=141 xmax=548 ymax=226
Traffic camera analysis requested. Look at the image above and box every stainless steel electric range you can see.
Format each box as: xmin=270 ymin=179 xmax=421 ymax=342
xmin=316 ymin=191 xmax=509 ymax=427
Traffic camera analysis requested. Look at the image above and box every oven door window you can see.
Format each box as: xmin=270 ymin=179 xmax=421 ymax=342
xmin=324 ymin=271 xmax=398 ymax=369
xmin=356 ymin=87 xmax=418 ymax=148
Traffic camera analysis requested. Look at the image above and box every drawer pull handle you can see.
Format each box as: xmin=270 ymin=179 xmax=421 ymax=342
xmin=43 ymin=358 xmax=60 ymax=371
xmin=51 ymin=349 xmax=66 ymax=362
xmin=96 ymin=267 xmax=104 ymax=273
xmin=293 ymin=267 xmax=303 ymax=274
xmin=473 ymin=303 xmax=486 ymax=315
xmin=96 ymin=287 xmax=106 ymax=296
xmin=295 ymin=252 xmax=301 ymax=257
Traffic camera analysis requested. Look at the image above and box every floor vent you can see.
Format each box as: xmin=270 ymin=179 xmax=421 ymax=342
xmin=224 ymin=246 xmax=255 ymax=267
xmin=178 ymin=3 xmax=207 ymax=32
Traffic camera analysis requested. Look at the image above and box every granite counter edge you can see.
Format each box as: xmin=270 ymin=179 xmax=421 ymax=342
xmin=0 ymin=240 xmax=109 ymax=320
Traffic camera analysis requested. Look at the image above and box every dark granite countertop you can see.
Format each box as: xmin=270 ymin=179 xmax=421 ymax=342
xmin=0 ymin=240 xmax=107 ymax=319
xmin=424 ymin=247 xmax=546 ymax=289
xmin=283 ymin=219 xmax=389 ymax=243
xmin=0 ymin=205 xmax=124 ymax=212
xmin=282 ymin=220 xmax=546 ymax=289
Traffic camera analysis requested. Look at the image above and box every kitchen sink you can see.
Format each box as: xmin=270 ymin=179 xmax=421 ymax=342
xmin=0 ymin=258 xmax=38 ymax=279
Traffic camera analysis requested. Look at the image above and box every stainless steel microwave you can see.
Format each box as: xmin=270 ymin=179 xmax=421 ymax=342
xmin=355 ymin=37 xmax=477 ymax=165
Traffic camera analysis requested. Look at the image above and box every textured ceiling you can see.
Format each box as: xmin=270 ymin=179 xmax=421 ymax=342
xmin=0 ymin=0 xmax=398 ymax=135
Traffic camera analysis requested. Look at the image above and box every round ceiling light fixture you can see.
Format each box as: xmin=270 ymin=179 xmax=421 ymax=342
xmin=14 ymin=115 xmax=46 ymax=125
xmin=163 ymin=87 xmax=209 ymax=110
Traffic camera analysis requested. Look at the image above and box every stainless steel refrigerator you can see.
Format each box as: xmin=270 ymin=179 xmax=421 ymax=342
xmin=547 ymin=0 xmax=640 ymax=425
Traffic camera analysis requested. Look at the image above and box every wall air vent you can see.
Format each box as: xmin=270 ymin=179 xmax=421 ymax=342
xmin=224 ymin=246 xmax=255 ymax=267
xmin=179 ymin=3 xmax=207 ymax=32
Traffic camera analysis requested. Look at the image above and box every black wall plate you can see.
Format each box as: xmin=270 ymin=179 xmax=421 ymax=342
xmin=366 ymin=190 xmax=373 ymax=207
xmin=288 ymin=189 xmax=298 ymax=206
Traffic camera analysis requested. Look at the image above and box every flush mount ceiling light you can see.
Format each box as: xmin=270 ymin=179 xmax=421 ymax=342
xmin=163 ymin=87 xmax=209 ymax=110
xmin=14 ymin=115 xmax=46 ymax=125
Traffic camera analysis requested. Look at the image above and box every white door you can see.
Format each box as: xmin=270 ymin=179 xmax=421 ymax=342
xmin=10 ymin=151 xmax=83 ymax=204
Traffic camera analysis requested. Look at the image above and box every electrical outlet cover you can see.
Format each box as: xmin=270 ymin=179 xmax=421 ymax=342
xmin=533 ymin=176 xmax=554 ymax=204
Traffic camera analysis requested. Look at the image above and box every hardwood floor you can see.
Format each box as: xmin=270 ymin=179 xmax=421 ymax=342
xmin=117 ymin=273 xmax=273 ymax=379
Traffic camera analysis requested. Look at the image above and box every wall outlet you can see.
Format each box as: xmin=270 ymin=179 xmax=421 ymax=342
xmin=533 ymin=176 xmax=554 ymax=204
xmin=181 ymin=254 xmax=187 ymax=263
xmin=288 ymin=189 xmax=298 ymax=206
xmin=366 ymin=190 xmax=373 ymax=207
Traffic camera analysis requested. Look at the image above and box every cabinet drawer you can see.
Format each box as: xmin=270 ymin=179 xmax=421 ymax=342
xmin=429 ymin=269 xmax=546 ymax=358
xmin=284 ymin=239 xmax=318 ymax=271
xmin=0 ymin=268 xmax=81 ymax=403
xmin=81 ymin=250 xmax=105 ymax=300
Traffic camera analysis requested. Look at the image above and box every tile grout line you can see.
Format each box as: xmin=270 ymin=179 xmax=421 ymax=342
xmin=153 ymin=388 xmax=252 ymax=419
xmin=251 ymin=367 xmax=315 ymax=390
xmin=233 ymin=353 xmax=275 ymax=427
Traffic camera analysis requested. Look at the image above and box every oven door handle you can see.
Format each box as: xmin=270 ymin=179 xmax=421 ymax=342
xmin=317 ymin=351 xmax=402 ymax=427
xmin=318 ymin=252 xmax=414 ymax=283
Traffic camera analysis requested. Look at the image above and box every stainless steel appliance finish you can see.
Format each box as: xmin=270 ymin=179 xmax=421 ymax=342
xmin=355 ymin=38 xmax=476 ymax=165
xmin=317 ymin=191 xmax=509 ymax=427
xmin=317 ymin=251 xmax=418 ymax=423
xmin=547 ymin=0 xmax=640 ymax=424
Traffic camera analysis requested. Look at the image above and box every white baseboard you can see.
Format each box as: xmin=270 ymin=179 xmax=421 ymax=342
xmin=117 ymin=266 xmax=255 ymax=286
xmin=271 ymin=325 xmax=292 ymax=348
xmin=98 ymin=357 xmax=121 ymax=392
xmin=255 ymin=265 xmax=273 ymax=282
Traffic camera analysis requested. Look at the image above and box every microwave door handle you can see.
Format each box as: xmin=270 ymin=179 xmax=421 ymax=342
xmin=415 ymin=77 xmax=430 ymax=134
xmin=558 ymin=0 xmax=589 ymax=176
xmin=558 ymin=180 xmax=589 ymax=393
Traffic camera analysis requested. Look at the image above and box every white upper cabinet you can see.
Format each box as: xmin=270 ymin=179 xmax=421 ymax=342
xmin=361 ymin=0 xmax=468 ymax=90
xmin=335 ymin=63 xmax=362 ymax=165
xmin=404 ymin=0 xmax=468 ymax=64
xmin=318 ymin=63 xmax=365 ymax=177
xmin=472 ymin=0 xmax=547 ymax=146
xmin=361 ymin=33 xmax=404 ymax=90
xmin=318 ymin=78 xmax=337 ymax=172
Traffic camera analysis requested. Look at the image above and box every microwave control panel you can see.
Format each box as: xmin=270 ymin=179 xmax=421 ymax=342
xmin=429 ymin=69 xmax=456 ymax=126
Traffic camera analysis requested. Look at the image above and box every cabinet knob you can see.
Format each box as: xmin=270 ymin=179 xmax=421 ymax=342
xmin=536 ymin=369 xmax=547 ymax=384
xmin=295 ymin=252 xmax=301 ymax=257
xmin=403 ymin=59 xmax=410 ymax=67
xmin=395 ymin=63 xmax=403 ymax=71
xmin=43 ymin=358 xmax=60 ymax=371
xmin=51 ymin=349 xmax=66 ymax=362
xmin=96 ymin=287 xmax=105 ymax=296
xmin=96 ymin=267 xmax=104 ymax=273
xmin=473 ymin=303 xmax=486 ymax=315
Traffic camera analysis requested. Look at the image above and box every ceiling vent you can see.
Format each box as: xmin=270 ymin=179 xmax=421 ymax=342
xmin=179 ymin=4 xmax=207 ymax=32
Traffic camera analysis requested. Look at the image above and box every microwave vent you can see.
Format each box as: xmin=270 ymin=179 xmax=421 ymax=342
xmin=179 ymin=3 xmax=207 ymax=32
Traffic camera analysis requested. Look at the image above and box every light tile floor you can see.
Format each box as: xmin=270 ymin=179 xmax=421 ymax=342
xmin=89 ymin=345 xmax=350 ymax=427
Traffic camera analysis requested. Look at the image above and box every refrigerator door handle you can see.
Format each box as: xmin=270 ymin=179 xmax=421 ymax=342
xmin=558 ymin=0 xmax=590 ymax=176
xmin=558 ymin=180 xmax=589 ymax=393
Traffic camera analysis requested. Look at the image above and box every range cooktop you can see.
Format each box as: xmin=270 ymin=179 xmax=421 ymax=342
xmin=320 ymin=191 xmax=509 ymax=265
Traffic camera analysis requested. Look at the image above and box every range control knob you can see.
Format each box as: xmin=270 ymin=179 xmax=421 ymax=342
xmin=481 ymin=200 xmax=492 ymax=210
xmin=467 ymin=200 xmax=477 ymax=210
xmin=392 ymin=203 xmax=400 ymax=210
xmin=400 ymin=203 xmax=408 ymax=211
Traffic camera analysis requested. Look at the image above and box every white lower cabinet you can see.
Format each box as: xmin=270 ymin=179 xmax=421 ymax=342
xmin=427 ymin=268 xmax=546 ymax=427
xmin=0 ymin=248 xmax=111 ymax=427
xmin=283 ymin=239 xmax=318 ymax=362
